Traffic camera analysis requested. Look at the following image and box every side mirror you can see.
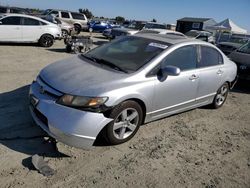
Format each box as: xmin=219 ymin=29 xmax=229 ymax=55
xmin=157 ymin=65 xmax=181 ymax=81
xmin=0 ymin=21 xmax=2 ymax=25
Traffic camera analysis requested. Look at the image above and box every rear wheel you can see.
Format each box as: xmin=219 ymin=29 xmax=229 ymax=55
xmin=211 ymin=83 xmax=229 ymax=109
xmin=74 ymin=24 xmax=81 ymax=34
xmin=105 ymin=101 xmax=143 ymax=145
xmin=61 ymin=30 xmax=68 ymax=38
xmin=39 ymin=34 xmax=54 ymax=47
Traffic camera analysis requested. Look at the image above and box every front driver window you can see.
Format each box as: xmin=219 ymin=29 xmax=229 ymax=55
xmin=1 ymin=16 xmax=21 ymax=25
xmin=161 ymin=45 xmax=197 ymax=71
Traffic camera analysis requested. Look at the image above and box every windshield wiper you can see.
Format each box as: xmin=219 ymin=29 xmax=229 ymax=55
xmin=82 ymin=54 xmax=128 ymax=73
xmin=81 ymin=54 xmax=97 ymax=63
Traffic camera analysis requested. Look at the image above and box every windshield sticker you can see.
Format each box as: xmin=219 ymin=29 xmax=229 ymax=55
xmin=148 ymin=43 xmax=168 ymax=49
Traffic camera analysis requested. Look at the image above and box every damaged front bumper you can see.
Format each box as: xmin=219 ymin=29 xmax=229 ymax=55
xmin=29 ymin=80 xmax=113 ymax=149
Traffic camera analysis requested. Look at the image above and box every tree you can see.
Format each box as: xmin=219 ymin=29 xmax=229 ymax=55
xmin=151 ymin=18 xmax=157 ymax=23
xmin=79 ymin=8 xmax=93 ymax=19
xmin=115 ymin=16 xmax=125 ymax=24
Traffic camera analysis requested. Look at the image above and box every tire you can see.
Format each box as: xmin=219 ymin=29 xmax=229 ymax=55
xmin=105 ymin=100 xmax=143 ymax=145
xmin=61 ymin=30 xmax=68 ymax=38
xmin=211 ymin=83 xmax=229 ymax=109
xmin=39 ymin=34 xmax=54 ymax=47
xmin=74 ymin=24 xmax=81 ymax=34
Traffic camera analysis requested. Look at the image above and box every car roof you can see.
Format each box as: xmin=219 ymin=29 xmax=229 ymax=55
xmin=0 ymin=13 xmax=52 ymax=24
xmin=134 ymin=33 xmax=194 ymax=45
xmin=46 ymin=9 xmax=82 ymax=14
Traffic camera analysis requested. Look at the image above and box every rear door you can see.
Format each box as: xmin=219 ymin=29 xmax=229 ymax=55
xmin=196 ymin=45 xmax=224 ymax=103
xmin=21 ymin=17 xmax=43 ymax=42
xmin=0 ymin=16 xmax=22 ymax=41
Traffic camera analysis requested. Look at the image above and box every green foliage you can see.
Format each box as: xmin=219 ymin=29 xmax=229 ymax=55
xmin=115 ymin=16 xmax=125 ymax=23
xmin=79 ymin=8 xmax=93 ymax=19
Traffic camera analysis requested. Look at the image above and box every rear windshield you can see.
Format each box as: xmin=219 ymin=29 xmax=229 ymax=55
xmin=144 ymin=23 xmax=166 ymax=29
xmin=84 ymin=36 xmax=170 ymax=73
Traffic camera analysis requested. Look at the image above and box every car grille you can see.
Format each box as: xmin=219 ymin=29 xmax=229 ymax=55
xmin=37 ymin=76 xmax=63 ymax=99
xmin=33 ymin=107 xmax=48 ymax=127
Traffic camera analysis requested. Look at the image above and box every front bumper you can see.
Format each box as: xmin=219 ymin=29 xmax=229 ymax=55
xmin=29 ymin=80 xmax=113 ymax=149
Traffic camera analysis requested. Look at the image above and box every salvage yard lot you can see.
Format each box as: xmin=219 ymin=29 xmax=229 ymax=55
xmin=0 ymin=33 xmax=250 ymax=187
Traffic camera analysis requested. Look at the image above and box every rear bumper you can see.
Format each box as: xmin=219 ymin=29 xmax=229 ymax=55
xmin=29 ymin=81 xmax=113 ymax=149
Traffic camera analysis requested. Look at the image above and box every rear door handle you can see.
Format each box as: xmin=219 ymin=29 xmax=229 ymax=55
xmin=217 ymin=70 xmax=223 ymax=75
xmin=189 ymin=74 xmax=199 ymax=81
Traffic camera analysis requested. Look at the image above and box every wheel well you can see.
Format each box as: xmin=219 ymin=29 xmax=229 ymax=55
xmin=104 ymin=98 xmax=147 ymax=124
xmin=39 ymin=33 xmax=54 ymax=40
xmin=95 ymin=98 xmax=147 ymax=145
xmin=74 ymin=23 xmax=81 ymax=28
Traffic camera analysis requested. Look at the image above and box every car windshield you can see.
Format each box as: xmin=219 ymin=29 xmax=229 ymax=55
xmin=228 ymin=37 xmax=249 ymax=44
xmin=83 ymin=36 xmax=170 ymax=73
xmin=237 ymin=42 xmax=250 ymax=54
xmin=42 ymin=9 xmax=52 ymax=15
xmin=185 ymin=31 xmax=199 ymax=37
xmin=144 ymin=23 xmax=166 ymax=29
xmin=127 ymin=23 xmax=145 ymax=30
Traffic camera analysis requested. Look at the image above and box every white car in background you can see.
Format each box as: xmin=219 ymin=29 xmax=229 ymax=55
xmin=0 ymin=14 xmax=61 ymax=47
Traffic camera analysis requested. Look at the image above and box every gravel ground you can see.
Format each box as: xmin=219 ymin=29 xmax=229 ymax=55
xmin=0 ymin=33 xmax=250 ymax=188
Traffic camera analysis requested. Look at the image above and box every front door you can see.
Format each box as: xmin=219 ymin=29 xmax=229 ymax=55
xmin=150 ymin=45 xmax=199 ymax=120
xmin=0 ymin=16 xmax=22 ymax=41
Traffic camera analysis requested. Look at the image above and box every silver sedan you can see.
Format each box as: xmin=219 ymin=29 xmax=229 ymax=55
xmin=29 ymin=34 xmax=237 ymax=149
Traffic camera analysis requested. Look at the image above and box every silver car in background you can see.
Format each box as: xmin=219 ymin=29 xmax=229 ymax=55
xmin=29 ymin=34 xmax=237 ymax=149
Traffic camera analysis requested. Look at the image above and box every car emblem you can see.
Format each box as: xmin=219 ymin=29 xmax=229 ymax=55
xmin=40 ymin=86 xmax=45 ymax=94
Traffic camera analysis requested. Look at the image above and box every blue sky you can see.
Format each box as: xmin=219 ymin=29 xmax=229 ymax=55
xmin=1 ymin=0 xmax=250 ymax=32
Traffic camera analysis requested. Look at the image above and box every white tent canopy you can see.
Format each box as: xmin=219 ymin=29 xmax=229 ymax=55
xmin=206 ymin=18 xmax=247 ymax=34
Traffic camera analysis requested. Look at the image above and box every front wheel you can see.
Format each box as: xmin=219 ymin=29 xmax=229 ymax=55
xmin=105 ymin=101 xmax=143 ymax=145
xmin=211 ymin=83 xmax=229 ymax=109
xmin=61 ymin=30 xmax=68 ymax=38
xmin=74 ymin=24 xmax=81 ymax=34
xmin=39 ymin=34 xmax=54 ymax=47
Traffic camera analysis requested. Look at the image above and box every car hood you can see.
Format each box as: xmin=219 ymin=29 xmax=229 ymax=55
xmin=39 ymin=55 xmax=129 ymax=96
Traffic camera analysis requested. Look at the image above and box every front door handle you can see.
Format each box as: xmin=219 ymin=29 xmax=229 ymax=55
xmin=189 ymin=74 xmax=199 ymax=81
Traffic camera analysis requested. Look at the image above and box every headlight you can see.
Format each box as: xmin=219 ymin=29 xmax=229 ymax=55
xmin=57 ymin=94 xmax=108 ymax=108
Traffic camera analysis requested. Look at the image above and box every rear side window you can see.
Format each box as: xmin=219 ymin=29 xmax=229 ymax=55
xmin=198 ymin=46 xmax=223 ymax=68
xmin=1 ymin=16 xmax=21 ymax=25
xmin=161 ymin=45 xmax=197 ymax=71
xmin=71 ymin=13 xmax=85 ymax=20
xmin=23 ymin=18 xmax=40 ymax=25
xmin=61 ymin=11 xmax=70 ymax=18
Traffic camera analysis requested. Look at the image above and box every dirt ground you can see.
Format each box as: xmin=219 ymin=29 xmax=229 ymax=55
xmin=0 ymin=33 xmax=250 ymax=188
